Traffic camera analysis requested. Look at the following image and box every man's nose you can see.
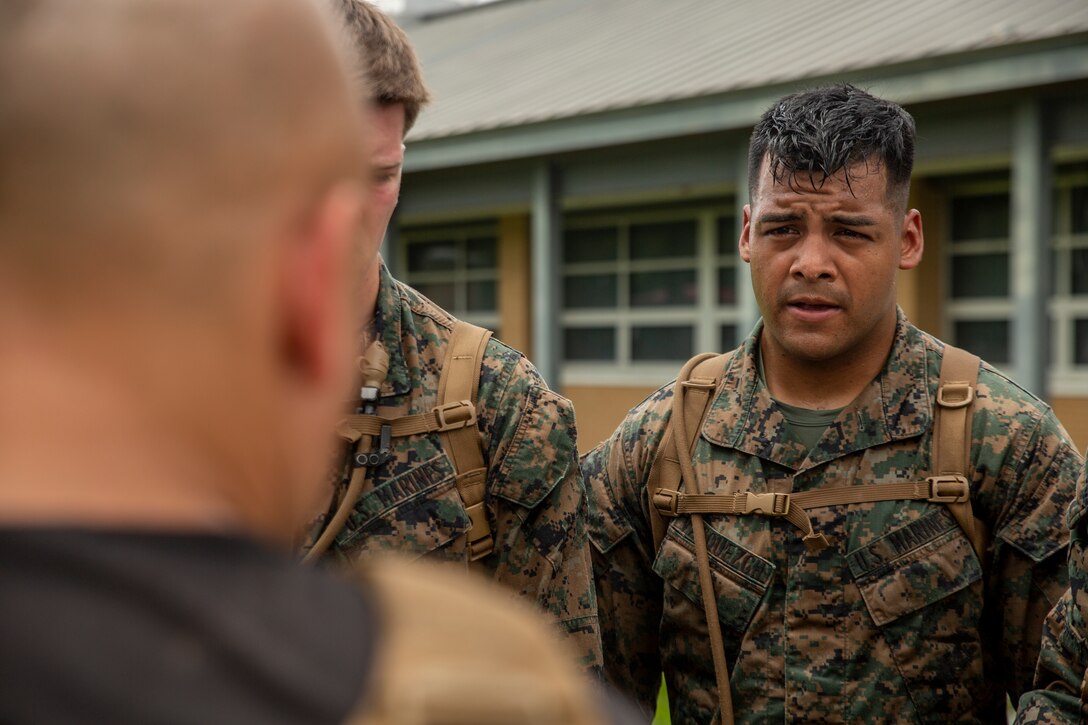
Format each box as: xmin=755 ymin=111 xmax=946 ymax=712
xmin=789 ymin=234 xmax=836 ymax=281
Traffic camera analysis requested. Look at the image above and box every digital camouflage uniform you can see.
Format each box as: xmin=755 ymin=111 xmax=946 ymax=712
xmin=583 ymin=311 xmax=1080 ymax=723
xmin=327 ymin=264 xmax=601 ymax=671
xmin=1016 ymin=457 xmax=1088 ymax=724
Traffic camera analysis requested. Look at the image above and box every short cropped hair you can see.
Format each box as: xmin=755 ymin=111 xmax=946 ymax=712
xmin=333 ymin=0 xmax=430 ymax=133
xmin=747 ymin=84 xmax=916 ymax=211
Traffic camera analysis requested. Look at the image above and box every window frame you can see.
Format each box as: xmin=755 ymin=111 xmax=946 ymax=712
xmin=561 ymin=202 xmax=742 ymax=387
xmin=942 ymin=178 xmax=1014 ymax=369
xmin=398 ymin=221 xmax=501 ymax=333
xmin=940 ymin=166 xmax=1088 ymax=395
xmin=1048 ymin=168 xmax=1088 ymax=395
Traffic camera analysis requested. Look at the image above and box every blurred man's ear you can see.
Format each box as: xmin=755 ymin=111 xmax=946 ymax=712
xmin=278 ymin=181 xmax=366 ymax=389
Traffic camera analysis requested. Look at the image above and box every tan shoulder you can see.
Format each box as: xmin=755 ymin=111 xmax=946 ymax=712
xmin=344 ymin=556 xmax=609 ymax=725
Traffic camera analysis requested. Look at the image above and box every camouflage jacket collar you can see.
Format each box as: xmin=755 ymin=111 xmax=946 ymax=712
xmin=371 ymin=262 xmax=412 ymax=398
xmin=701 ymin=309 xmax=934 ymax=472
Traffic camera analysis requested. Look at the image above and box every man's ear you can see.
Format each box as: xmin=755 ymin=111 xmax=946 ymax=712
xmin=739 ymin=204 xmax=753 ymax=263
xmin=899 ymin=208 xmax=924 ymax=271
xmin=278 ymin=181 xmax=365 ymax=387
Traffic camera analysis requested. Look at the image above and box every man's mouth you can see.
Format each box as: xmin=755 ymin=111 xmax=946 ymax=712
xmin=785 ymin=298 xmax=843 ymax=320
xmin=791 ymin=301 xmax=834 ymax=309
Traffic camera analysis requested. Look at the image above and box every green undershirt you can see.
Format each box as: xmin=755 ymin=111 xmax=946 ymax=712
xmin=757 ymin=347 xmax=844 ymax=452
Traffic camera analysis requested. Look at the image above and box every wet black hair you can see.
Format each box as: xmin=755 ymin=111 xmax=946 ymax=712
xmin=747 ymin=84 xmax=916 ymax=210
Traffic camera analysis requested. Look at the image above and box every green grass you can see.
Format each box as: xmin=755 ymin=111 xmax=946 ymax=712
xmin=652 ymin=676 xmax=670 ymax=725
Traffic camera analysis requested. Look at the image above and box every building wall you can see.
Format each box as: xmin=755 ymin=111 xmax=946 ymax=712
xmin=399 ymin=87 xmax=1088 ymax=455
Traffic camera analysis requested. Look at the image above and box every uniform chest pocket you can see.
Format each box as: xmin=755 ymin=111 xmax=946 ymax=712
xmin=846 ymin=506 xmax=984 ymax=719
xmin=847 ymin=506 xmax=982 ymax=626
xmin=335 ymin=452 xmax=471 ymax=558
xmin=652 ymin=517 xmax=775 ymax=635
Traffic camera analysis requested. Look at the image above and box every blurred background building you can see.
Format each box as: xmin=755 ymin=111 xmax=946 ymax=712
xmin=383 ymin=0 xmax=1088 ymax=452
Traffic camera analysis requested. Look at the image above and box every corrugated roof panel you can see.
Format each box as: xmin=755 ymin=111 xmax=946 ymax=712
xmin=405 ymin=0 xmax=1088 ymax=140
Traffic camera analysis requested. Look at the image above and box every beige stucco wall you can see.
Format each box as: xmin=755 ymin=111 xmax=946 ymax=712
xmin=566 ymin=385 xmax=657 ymax=454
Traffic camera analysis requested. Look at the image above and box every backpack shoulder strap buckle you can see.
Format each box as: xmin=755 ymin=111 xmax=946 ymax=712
xmin=742 ymin=491 xmax=791 ymax=516
xmin=434 ymin=400 xmax=477 ymax=432
xmin=937 ymin=381 xmax=974 ymax=408
xmin=652 ymin=488 xmax=681 ymax=518
xmin=926 ymin=475 xmax=970 ymax=503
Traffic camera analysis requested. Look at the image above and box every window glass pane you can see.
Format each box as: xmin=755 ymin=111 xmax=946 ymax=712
xmin=563 ymin=273 xmax=617 ymax=309
xmin=1072 ymin=249 xmax=1088 ymax=296
xmin=718 ymin=266 xmax=737 ymax=305
xmin=1075 ymin=319 xmax=1088 ymax=365
xmin=955 ymin=320 xmax=1009 ymax=365
xmin=1074 ymin=186 xmax=1088 ymax=234
xmin=630 ymin=270 xmax=697 ymax=307
xmin=564 ymin=227 xmax=619 ymax=263
xmin=951 ymin=194 xmax=1009 ymax=240
xmin=564 ymin=327 xmax=615 ymax=361
xmin=465 ymin=237 xmax=498 ymax=269
xmin=951 ymin=253 xmax=1008 ymax=298
xmin=412 ymin=282 xmax=455 ymax=309
xmin=407 ymin=240 xmax=457 ymax=272
xmin=631 ymin=326 xmax=693 ymax=361
xmin=466 ymin=280 xmax=496 ymax=312
xmin=720 ymin=324 xmax=737 ymax=351
xmin=717 ymin=216 xmax=737 ymax=258
xmin=630 ymin=220 xmax=696 ymax=260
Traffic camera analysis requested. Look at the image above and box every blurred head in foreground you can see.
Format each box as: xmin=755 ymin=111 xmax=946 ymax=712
xmin=0 ymin=4 xmax=635 ymax=723
xmin=0 ymin=0 xmax=369 ymax=539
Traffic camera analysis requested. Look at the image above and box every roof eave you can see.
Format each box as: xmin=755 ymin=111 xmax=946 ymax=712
xmin=404 ymin=35 xmax=1088 ymax=173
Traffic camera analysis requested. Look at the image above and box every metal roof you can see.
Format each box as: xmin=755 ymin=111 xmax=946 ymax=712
xmin=403 ymin=0 xmax=1088 ymax=141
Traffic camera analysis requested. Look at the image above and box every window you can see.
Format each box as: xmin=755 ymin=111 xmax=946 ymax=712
xmin=1049 ymin=165 xmax=1088 ymax=393
xmin=399 ymin=221 xmax=500 ymax=334
xmin=943 ymin=165 xmax=1088 ymax=393
xmin=561 ymin=203 xmax=742 ymax=384
xmin=945 ymin=183 xmax=1012 ymax=366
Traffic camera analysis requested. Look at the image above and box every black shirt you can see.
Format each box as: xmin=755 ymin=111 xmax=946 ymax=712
xmin=0 ymin=528 xmax=377 ymax=724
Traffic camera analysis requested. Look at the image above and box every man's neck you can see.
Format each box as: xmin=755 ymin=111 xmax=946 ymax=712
xmin=0 ymin=343 xmax=246 ymax=536
xmin=760 ymin=324 xmax=896 ymax=410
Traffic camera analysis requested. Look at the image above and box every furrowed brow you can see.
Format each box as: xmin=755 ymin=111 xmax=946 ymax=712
xmin=828 ymin=214 xmax=878 ymax=227
xmin=756 ymin=212 xmax=802 ymax=225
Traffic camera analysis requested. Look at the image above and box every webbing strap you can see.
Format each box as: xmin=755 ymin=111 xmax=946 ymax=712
xmin=653 ymin=475 xmax=970 ymax=553
xmin=934 ymin=345 xmax=983 ymax=556
xmin=336 ymin=401 xmax=476 ymax=442
xmin=648 ymin=353 xmax=729 ymax=553
xmin=665 ymin=353 xmax=735 ymax=725
xmin=437 ymin=321 xmax=494 ymax=561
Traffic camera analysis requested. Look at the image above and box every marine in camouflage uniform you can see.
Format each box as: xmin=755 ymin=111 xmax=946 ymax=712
xmin=1016 ymin=458 xmax=1088 ymax=723
xmin=582 ymin=85 xmax=1080 ymax=722
xmin=585 ymin=314 xmax=1078 ymax=721
xmin=312 ymin=0 xmax=602 ymax=672
xmin=325 ymin=264 xmax=601 ymax=671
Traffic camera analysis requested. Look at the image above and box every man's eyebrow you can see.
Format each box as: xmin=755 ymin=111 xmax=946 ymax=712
xmin=828 ymin=214 xmax=877 ymax=226
xmin=373 ymin=161 xmax=402 ymax=170
xmin=756 ymin=212 xmax=802 ymax=225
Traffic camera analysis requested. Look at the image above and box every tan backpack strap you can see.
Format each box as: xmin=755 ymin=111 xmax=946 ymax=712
xmin=303 ymin=342 xmax=391 ymax=562
xmin=336 ymin=402 xmax=476 ymax=441
xmin=933 ymin=344 xmax=984 ymax=558
xmin=647 ymin=352 xmax=728 ymax=553
xmin=437 ymin=321 xmax=494 ymax=561
xmin=653 ymin=477 xmax=969 ymax=553
xmin=647 ymin=425 xmax=678 ymax=555
xmin=667 ymin=352 xmax=735 ymax=725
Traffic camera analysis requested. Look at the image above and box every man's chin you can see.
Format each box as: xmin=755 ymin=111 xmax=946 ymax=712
xmin=773 ymin=333 xmax=846 ymax=365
